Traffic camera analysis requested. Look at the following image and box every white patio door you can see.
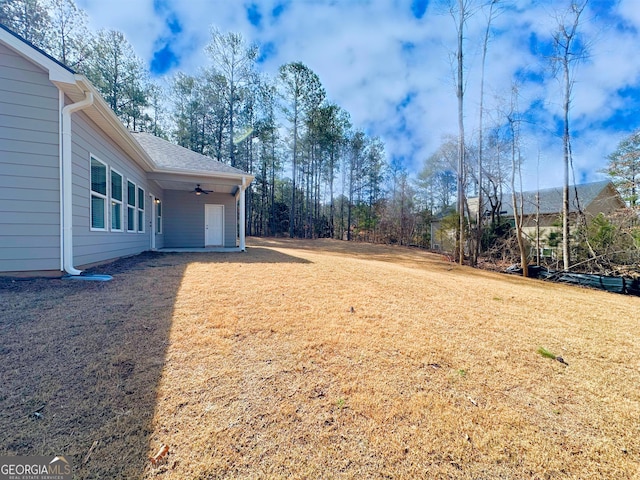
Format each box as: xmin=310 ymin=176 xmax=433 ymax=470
xmin=205 ymin=204 xmax=224 ymax=247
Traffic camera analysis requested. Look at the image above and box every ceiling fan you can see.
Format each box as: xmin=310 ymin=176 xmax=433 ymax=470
xmin=193 ymin=184 xmax=212 ymax=195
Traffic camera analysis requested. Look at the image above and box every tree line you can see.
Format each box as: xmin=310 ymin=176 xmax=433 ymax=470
xmin=1 ymin=0 xmax=410 ymax=243
xmin=419 ymin=0 xmax=639 ymax=275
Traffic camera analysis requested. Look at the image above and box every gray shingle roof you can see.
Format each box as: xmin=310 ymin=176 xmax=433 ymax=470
xmin=497 ymin=180 xmax=614 ymax=216
xmin=132 ymin=132 xmax=249 ymax=177
xmin=470 ymin=181 xmax=619 ymax=217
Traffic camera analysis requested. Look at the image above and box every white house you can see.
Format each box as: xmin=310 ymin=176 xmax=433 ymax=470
xmin=0 ymin=23 xmax=253 ymax=274
xmin=467 ymin=180 xmax=626 ymax=247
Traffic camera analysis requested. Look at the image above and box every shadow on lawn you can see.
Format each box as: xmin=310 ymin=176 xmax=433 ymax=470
xmin=0 ymin=252 xmax=185 ymax=479
xmin=0 ymin=246 xmax=309 ymax=479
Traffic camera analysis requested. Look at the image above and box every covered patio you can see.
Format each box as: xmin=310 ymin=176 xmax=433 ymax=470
xmin=132 ymin=132 xmax=254 ymax=251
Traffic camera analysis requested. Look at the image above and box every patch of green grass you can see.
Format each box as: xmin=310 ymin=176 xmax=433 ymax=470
xmin=537 ymin=347 xmax=556 ymax=360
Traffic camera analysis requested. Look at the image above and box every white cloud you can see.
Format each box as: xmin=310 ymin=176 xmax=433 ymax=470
xmin=77 ymin=0 xmax=162 ymax=59
xmin=618 ymin=0 xmax=640 ymax=28
xmin=74 ymin=0 xmax=640 ymax=191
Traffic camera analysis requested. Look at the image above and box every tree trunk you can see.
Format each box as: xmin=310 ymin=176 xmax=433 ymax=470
xmin=329 ymin=148 xmax=335 ymax=238
xmin=555 ymin=1 xmax=588 ymax=270
xmin=347 ymin=157 xmax=354 ymax=241
xmin=562 ymin=56 xmax=571 ymax=271
xmin=270 ymin=130 xmax=276 ymax=236
xmin=510 ymin=116 xmax=528 ymax=278
xmin=456 ymin=0 xmax=466 ymax=265
xmin=506 ymin=80 xmax=528 ymax=277
xmin=475 ymin=0 xmax=498 ymax=265
xmin=289 ymin=96 xmax=298 ymax=238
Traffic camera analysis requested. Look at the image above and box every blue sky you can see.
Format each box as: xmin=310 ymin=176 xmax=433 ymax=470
xmin=75 ymin=0 xmax=640 ymax=190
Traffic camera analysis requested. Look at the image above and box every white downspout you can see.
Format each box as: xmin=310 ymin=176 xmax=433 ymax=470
xmin=58 ymin=91 xmax=65 ymax=271
xmin=239 ymin=176 xmax=247 ymax=251
xmin=61 ymin=90 xmax=94 ymax=275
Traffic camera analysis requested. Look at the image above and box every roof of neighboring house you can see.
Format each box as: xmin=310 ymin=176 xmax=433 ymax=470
xmin=472 ymin=180 xmax=623 ymax=217
xmin=131 ymin=132 xmax=249 ymax=177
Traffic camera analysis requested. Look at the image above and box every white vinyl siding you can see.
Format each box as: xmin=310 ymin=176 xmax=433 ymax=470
xmin=110 ymin=169 xmax=123 ymax=231
xmin=162 ymin=190 xmax=237 ymax=248
xmin=137 ymin=186 xmax=145 ymax=233
xmin=127 ymin=180 xmax=136 ymax=232
xmin=70 ymin=109 xmax=162 ymax=267
xmin=90 ymin=156 xmax=107 ymax=230
xmin=0 ymin=41 xmax=61 ymax=271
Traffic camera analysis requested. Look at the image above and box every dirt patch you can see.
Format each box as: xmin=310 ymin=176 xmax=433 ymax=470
xmin=1 ymin=238 xmax=639 ymax=479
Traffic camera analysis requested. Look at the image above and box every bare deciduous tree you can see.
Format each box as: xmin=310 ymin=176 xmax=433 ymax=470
xmin=605 ymin=130 xmax=640 ymax=208
xmin=474 ymin=0 xmax=500 ymax=265
xmin=453 ymin=0 xmax=470 ymax=264
xmin=551 ymin=0 xmax=589 ymax=271
xmin=507 ymin=85 xmax=528 ymax=277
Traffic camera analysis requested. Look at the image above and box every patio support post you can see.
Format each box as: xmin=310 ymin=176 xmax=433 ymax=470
xmin=239 ymin=176 xmax=247 ymax=251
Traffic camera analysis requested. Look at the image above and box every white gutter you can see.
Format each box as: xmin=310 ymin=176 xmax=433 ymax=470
xmin=60 ymin=90 xmax=94 ymax=275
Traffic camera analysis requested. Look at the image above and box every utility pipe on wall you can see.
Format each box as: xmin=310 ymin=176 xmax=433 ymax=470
xmin=60 ymin=90 xmax=93 ymax=275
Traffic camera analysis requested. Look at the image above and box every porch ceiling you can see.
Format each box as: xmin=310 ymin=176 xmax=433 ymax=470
xmin=153 ymin=178 xmax=239 ymax=195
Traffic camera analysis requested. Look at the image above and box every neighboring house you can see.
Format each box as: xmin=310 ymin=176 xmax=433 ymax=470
xmin=467 ymin=180 xmax=626 ymax=254
xmin=429 ymin=214 xmax=456 ymax=253
xmin=0 ymin=24 xmax=253 ymax=274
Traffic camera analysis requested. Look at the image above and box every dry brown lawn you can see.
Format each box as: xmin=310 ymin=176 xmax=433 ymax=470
xmin=1 ymin=238 xmax=639 ymax=479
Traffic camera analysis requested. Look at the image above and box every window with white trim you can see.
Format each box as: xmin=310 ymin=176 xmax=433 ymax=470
xmin=90 ymin=156 xmax=107 ymax=230
xmin=156 ymin=199 xmax=162 ymax=234
xmin=137 ymin=186 xmax=145 ymax=233
xmin=127 ymin=180 xmax=136 ymax=232
xmin=110 ymin=169 xmax=123 ymax=231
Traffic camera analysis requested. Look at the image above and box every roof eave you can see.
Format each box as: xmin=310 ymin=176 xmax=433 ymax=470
xmin=0 ymin=25 xmax=75 ymax=83
xmin=151 ymin=166 xmax=254 ymax=182
xmin=1 ymin=25 xmax=253 ymax=182
xmin=52 ymin=75 xmax=157 ymax=173
xmin=75 ymin=75 xmax=157 ymax=172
